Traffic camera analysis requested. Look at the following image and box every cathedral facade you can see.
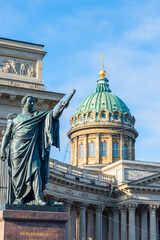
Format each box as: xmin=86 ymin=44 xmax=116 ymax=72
xmin=0 ymin=38 xmax=160 ymax=240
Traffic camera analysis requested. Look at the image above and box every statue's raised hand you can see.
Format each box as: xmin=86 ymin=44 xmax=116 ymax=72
xmin=53 ymin=89 xmax=76 ymax=119
xmin=62 ymin=100 xmax=69 ymax=109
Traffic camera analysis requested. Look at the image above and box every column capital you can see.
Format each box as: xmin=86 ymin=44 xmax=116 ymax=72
xmin=118 ymin=205 xmax=127 ymax=212
xmin=112 ymin=206 xmax=119 ymax=216
xmin=127 ymin=202 xmax=138 ymax=211
xmin=141 ymin=205 xmax=148 ymax=211
xmin=148 ymin=204 xmax=159 ymax=213
xmin=71 ymin=204 xmax=77 ymax=211
xmin=64 ymin=200 xmax=72 ymax=208
xmin=78 ymin=202 xmax=88 ymax=209
xmin=83 ymin=133 xmax=87 ymax=137
xmin=95 ymin=204 xmax=105 ymax=213
xmin=108 ymin=133 xmax=113 ymax=136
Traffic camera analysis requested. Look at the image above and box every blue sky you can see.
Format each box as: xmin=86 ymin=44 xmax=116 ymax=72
xmin=1 ymin=0 xmax=160 ymax=163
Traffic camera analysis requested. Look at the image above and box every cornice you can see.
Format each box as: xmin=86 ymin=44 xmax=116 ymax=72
xmin=116 ymin=184 xmax=160 ymax=194
xmin=0 ymin=43 xmax=46 ymax=56
xmin=49 ymin=171 xmax=111 ymax=194
xmin=68 ymin=124 xmax=137 ymax=139
xmin=0 ymin=84 xmax=65 ymax=100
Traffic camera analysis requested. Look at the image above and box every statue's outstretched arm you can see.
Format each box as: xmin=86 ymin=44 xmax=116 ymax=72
xmin=53 ymin=89 xmax=76 ymax=119
xmin=1 ymin=119 xmax=13 ymax=161
xmin=52 ymin=101 xmax=68 ymax=119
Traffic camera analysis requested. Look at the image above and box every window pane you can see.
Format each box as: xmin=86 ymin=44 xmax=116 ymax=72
xmin=89 ymin=143 xmax=95 ymax=157
xmin=101 ymin=113 xmax=106 ymax=118
xmin=114 ymin=114 xmax=118 ymax=120
xmin=113 ymin=143 xmax=119 ymax=157
xmin=79 ymin=144 xmax=84 ymax=159
xmin=124 ymin=144 xmax=127 ymax=159
xmin=100 ymin=142 xmax=107 ymax=157
xmin=124 ymin=169 xmax=129 ymax=180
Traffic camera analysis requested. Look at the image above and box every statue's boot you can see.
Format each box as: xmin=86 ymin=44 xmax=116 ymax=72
xmin=13 ymin=198 xmax=24 ymax=205
xmin=35 ymin=198 xmax=48 ymax=206
xmin=33 ymin=171 xmax=47 ymax=205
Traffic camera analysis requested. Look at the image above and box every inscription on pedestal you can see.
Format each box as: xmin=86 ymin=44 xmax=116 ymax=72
xmin=19 ymin=231 xmax=50 ymax=240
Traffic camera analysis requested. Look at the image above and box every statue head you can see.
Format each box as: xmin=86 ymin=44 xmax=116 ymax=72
xmin=21 ymin=96 xmax=34 ymax=113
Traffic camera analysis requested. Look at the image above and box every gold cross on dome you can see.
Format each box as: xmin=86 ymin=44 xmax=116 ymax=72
xmin=101 ymin=53 xmax=104 ymax=70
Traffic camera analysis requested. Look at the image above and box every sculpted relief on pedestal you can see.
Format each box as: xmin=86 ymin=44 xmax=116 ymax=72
xmin=0 ymin=57 xmax=36 ymax=77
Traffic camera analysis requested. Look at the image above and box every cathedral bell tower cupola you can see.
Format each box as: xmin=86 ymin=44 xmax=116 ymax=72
xmin=68 ymin=54 xmax=138 ymax=169
xmin=96 ymin=53 xmax=111 ymax=93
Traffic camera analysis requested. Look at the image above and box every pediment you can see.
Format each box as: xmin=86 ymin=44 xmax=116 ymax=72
xmin=128 ymin=172 xmax=160 ymax=187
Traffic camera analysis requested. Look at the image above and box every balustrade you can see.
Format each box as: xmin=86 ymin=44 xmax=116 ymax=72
xmin=50 ymin=159 xmax=115 ymax=185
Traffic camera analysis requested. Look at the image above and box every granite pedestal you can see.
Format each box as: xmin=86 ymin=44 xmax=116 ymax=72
xmin=0 ymin=205 xmax=68 ymax=240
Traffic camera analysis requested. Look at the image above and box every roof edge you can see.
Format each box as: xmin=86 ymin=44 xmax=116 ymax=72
xmin=0 ymin=37 xmax=44 ymax=47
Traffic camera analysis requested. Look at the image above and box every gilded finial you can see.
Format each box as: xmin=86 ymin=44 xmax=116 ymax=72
xmin=99 ymin=53 xmax=106 ymax=78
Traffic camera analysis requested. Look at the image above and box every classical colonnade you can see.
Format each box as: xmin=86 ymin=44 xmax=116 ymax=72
xmin=64 ymin=202 xmax=159 ymax=240
xmin=71 ymin=133 xmax=135 ymax=167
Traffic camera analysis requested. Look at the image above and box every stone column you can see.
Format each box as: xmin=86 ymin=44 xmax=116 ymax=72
xmin=128 ymin=138 xmax=132 ymax=160
xmin=108 ymin=133 xmax=113 ymax=163
xmin=156 ymin=212 xmax=159 ymax=240
xmin=79 ymin=203 xmax=87 ymax=240
xmin=83 ymin=134 xmax=88 ymax=165
xmin=128 ymin=203 xmax=137 ymax=240
xmin=149 ymin=204 xmax=158 ymax=240
xmin=119 ymin=205 xmax=127 ymax=240
xmin=132 ymin=140 xmax=135 ymax=160
xmin=135 ymin=211 xmax=140 ymax=240
xmin=113 ymin=207 xmax=119 ymax=240
xmin=74 ymin=136 xmax=78 ymax=165
xmin=71 ymin=205 xmax=77 ymax=240
xmin=95 ymin=205 xmax=103 ymax=240
xmin=120 ymin=134 xmax=123 ymax=160
xmin=141 ymin=206 xmax=148 ymax=240
xmin=70 ymin=140 xmax=75 ymax=166
xmin=95 ymin=133 xmax=100 ymax=164
xmin=87 ymin=209 xmax=94 ymax=240
xmin=102 ymin=214 xmax=108 ymax=240
xmin=108 ymin=211 xmax=113 ymax=240
xmin=64 ymin=201 xmax=71 ymax=240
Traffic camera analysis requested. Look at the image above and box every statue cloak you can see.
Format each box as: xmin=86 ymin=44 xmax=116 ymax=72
xmin=7 ymin=110 xmax=59 ymax=204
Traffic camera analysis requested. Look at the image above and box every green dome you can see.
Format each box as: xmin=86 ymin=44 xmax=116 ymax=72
xmin=75 ymin=76 xmax=131 ymax=116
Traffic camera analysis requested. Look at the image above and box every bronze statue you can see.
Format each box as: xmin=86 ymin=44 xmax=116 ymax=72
xmin=0 ymin=90 xmax=76 ymax=205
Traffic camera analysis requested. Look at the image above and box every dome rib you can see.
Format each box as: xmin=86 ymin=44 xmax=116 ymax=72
xmin=74 ymin=76 xmax=131 ymax=117
xmin=86 ymin=93 xmax=95 ymax=113
xmin=75 ymin=91 xmax=131 ymax=117
xmin=97 ymin=91 xmax=102 ymax=112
